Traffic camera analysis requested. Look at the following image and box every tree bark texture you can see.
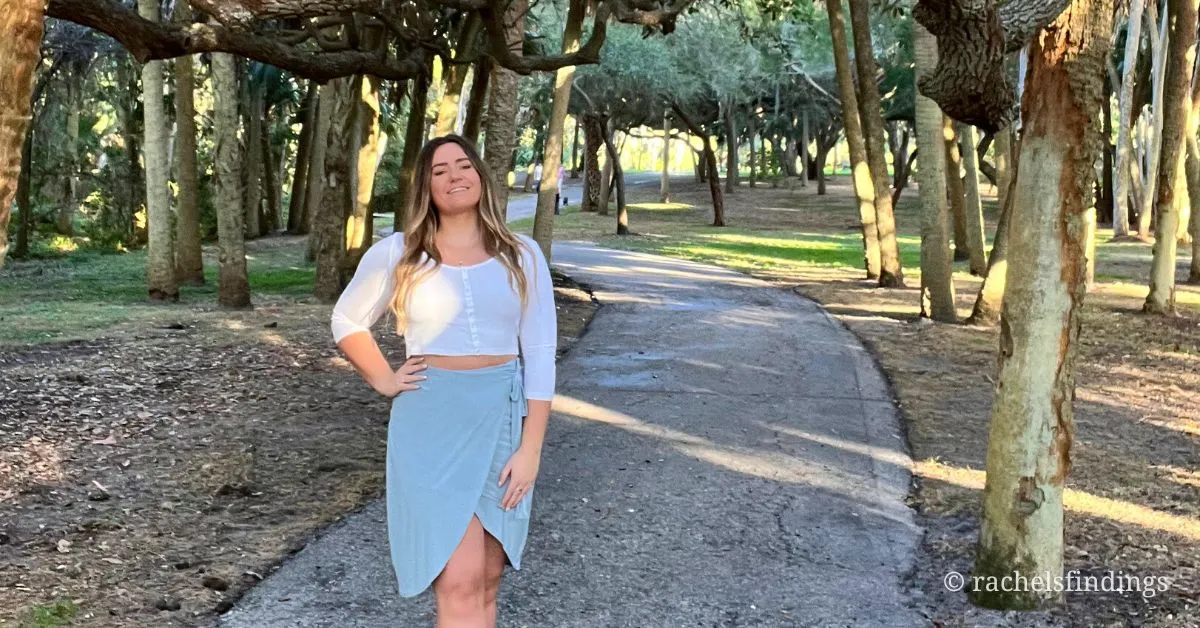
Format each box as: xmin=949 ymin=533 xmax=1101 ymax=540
xmin=287 ymin=80 xmax=316 ymax=233
xmin=1143 ymin=0 xmax=1195 ymax=314
xmin=1112 ymin=0 xmax=1146 ymax=237
xmin=174 ymin=1 xmax=204 ymax=284
xmin=313 ymin=77 xmax=357 ymax=302
xmin=915 ymin=20 xmax=957 ymax=322
xmin=0 ymin=0 xmax=44 ymax=269
xmin=532 ymin=0 xmax=585 ymax=263
xmin=461 ymin=56 xmax=490 ymax=146
xmin=849 ymin=0 xmax=905 ymax=287
xmin=959 ymin=123 xmax=989 ymax=275
xmin=481 ymin=0 xmax=524 ymax=218
xmin=213 ymin=51 xmax=251 ymax=308
xmin=396 ymin=67 xmax=429 ymax=228
xmin=970 ymin=0 xmax=1113 ymax=610
xmin=140 ymin=0 xmax=178 ymax=301
xmin=827 ymin=0 xmax=881 ymax=279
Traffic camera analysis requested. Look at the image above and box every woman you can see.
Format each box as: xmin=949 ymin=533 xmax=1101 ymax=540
xmin=329 ymin=134 xmax=556 ymax=626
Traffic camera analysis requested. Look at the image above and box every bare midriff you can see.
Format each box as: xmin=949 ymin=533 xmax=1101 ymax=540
xmin=420 ymin=354 xmax=519 ymax=370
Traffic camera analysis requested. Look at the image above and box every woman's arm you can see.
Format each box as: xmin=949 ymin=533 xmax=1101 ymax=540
xmin=331 ymin=234 xmax=424 ymax=396
xmin=337 ymin=332 xmax=424 ymax=397
xmin=517 ymin=237 xmax=558 ymax=451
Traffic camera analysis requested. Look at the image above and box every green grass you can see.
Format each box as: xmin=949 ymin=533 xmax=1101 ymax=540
xmin=24 ymin=599 xmax=78 ymax=628
xmin=0 ymin=238 xmax=316 ymax=345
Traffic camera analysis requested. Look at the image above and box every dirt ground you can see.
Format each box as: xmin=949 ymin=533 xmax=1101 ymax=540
xmin=0 ymin=236 xmax=599 ymax=627
xmin=559 ymin=176 xmax=1199 ymax=627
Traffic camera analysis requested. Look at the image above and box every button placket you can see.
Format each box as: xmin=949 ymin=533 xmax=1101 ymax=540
xmin=460 ymin=268 xmax=481 ymax=351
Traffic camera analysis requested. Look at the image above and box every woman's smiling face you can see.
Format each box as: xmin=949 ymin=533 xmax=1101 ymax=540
xmin=429 ymin=142 xmax=482 ymax=216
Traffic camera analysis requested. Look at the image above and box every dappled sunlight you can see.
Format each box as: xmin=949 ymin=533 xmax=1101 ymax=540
xmin=915 ymin=460 xmax=1200 ymax=542
xmin=563 ymin=261 xmax=764 ymax=288
xmin=257 ymin=331 xmax=288 ymax=346
xmin=760 ymin=422 xmax=911 ymax=468
xmin=1152 ymin=464 xmax=1200 ymax=489
xmin=0 ymin=437 xmax=66 ymax=502
xmin=554 ymin=395 xmax=897 ymax=505
xmin=221 ymin=319 xmax=248 ymax=331
xmin=627 ymin=202 xmax=694 ymax=211
xmin=1139 ymin=416 xmax=1200 ymax=438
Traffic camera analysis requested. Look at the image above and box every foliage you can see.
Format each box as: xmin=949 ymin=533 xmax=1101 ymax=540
xmin=24 ymin=599 xmax=78 ymax=628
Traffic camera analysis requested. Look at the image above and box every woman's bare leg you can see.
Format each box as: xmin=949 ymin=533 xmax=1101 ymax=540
xmin=482 ymin=531 xmax=508 ymax=628
xmin=432 ymin=515 xmax=488 ymax=628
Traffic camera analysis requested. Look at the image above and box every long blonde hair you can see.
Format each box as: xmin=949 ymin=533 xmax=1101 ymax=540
xmin=388 ymin=135 xmax=530 ymax=331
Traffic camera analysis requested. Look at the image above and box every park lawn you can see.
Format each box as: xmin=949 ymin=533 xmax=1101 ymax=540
xmin=516 ymin=176 xmax=1200 ymax=626
xmin=0 ymin=234 xmax=599 ymax=626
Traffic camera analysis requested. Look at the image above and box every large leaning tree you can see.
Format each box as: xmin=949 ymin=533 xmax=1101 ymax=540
xmin=914 ymin=0 xmax=1075 ymax=132
xmin=0 ymin=0 xmax=699 ymax=269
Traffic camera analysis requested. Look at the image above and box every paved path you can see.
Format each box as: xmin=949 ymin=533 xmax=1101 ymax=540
xmin=219 ymin=242 xmax=922 ymax=627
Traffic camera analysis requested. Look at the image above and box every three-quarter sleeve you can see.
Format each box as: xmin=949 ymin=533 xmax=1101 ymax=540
xmin=518 ymin=236 xmax=557 ymax=401
xmin=331 ymin=233 xmax=401 ymax=343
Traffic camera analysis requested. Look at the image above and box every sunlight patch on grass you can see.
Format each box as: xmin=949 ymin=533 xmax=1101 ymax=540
xmin=916 ymin=459 xmax=1200 ymax=541
xmin=626 ymin=202 xmax=693 ymax=211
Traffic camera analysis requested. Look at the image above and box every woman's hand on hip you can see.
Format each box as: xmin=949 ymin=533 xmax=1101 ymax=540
xmin=498 ymin=445 xmax=540 ymax=511
xmin=373 ymin=356 xmax=426 ymax=397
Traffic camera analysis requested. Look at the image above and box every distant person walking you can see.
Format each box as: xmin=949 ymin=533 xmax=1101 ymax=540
xmin=555 ymin=166 xmax=565 ymax=215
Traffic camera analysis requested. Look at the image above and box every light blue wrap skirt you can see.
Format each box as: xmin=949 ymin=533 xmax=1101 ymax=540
xmin=386 ymin=357 xmax=533 ymax=598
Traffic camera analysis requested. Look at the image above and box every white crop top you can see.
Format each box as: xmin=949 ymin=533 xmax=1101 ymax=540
xmin=330 ymin=232 xmax=557 ymax=401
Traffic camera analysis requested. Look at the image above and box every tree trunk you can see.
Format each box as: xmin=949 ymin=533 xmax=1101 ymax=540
xmin=968 ymin=141 xmax=1019 ymax=326
xmin=748 ymin=116 xmax=757 ymax=188
xmin=396 ymin=68 xmax=429 ymax=228
xmin=174 ymin=2 xmax=204 ymax=285
xmin=349 ymin=74 xmax=382 ymax=270
xmin=671 ymin=103 xmax=725 ymax=226
xmin=944 ymin=118 xmax=971 ymax=262
xmin=58 ymin=76 xmax=80 ymax=235
xmin=244 ymin=79 xmax=264 ymax=239
xmin=14 ymin=125 xmax=32 ymax=259
xmin=434 ymin=16 xmax=480 ymax=137
xmin=212 ymin=52 xmax=251 ymax=308
xmin=287 ymin=81 xmax=316 ymax=234
xmin=263 ymin=118 xmax=283 ymax=234
xmin=0 ymin=0 xmax=43 ymax=269
xmin=660 ymin=108 xmax=671 ymax=202
xmin=799 ymin=108 xmax=810 ymax=186
xmin=602 ymin=120 xmax=629 ymax=235
xmin=570 ymin=117 xmax=582 ymax=178
xmin=482 ymin=0 xmax=525 ymax=219
xmin=1138 ymin=4 xmax=1170 ymax=238
xmin=305 ymin=85 xmax=333 ymax=260
xmin=313 ymin=77 xmax=357 ymax=302
xmin=582 ymin=113 xmax=602 ymax=212
xmin=1113 ymin=0 xmax=1146 ymax=237
xmin=849 ymin=0 xmax=905 ymax=287
xmin=826 ymin=0 xmax=881 ymax=279
xmin=1097 ymin=72 xmax=1114 ymax=226
xmin=140 ymin=0 xmax=177 ymax=301
xmin=531 ymin=0 xmax=584 ymax=262
xmin=1187 ymin=69 xmax=1200 ymax=284
xmin=461 ymin=56 xmax=490 ymax=146
xmin=816 ymin=142 xmax=831 ymax=195
xmin=888 ymin=121 xmax=911 ymax=201
xmin=914 ymin=21 xmax=956 ymax=323
xmin=597 ymin=126 xmax=613 ymax=217
xmin=995 ymin=125 xmax=1013 ymax=221
xmin=1143 ymin=0 xmax=1195 ymax=314
xmin=969 ymin=0 xmax=1113 ymax=610
xmin=960 ymin=123 xmax=988 ymax=276
xmin=722 ymin=98 xmax=737 ymax=193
